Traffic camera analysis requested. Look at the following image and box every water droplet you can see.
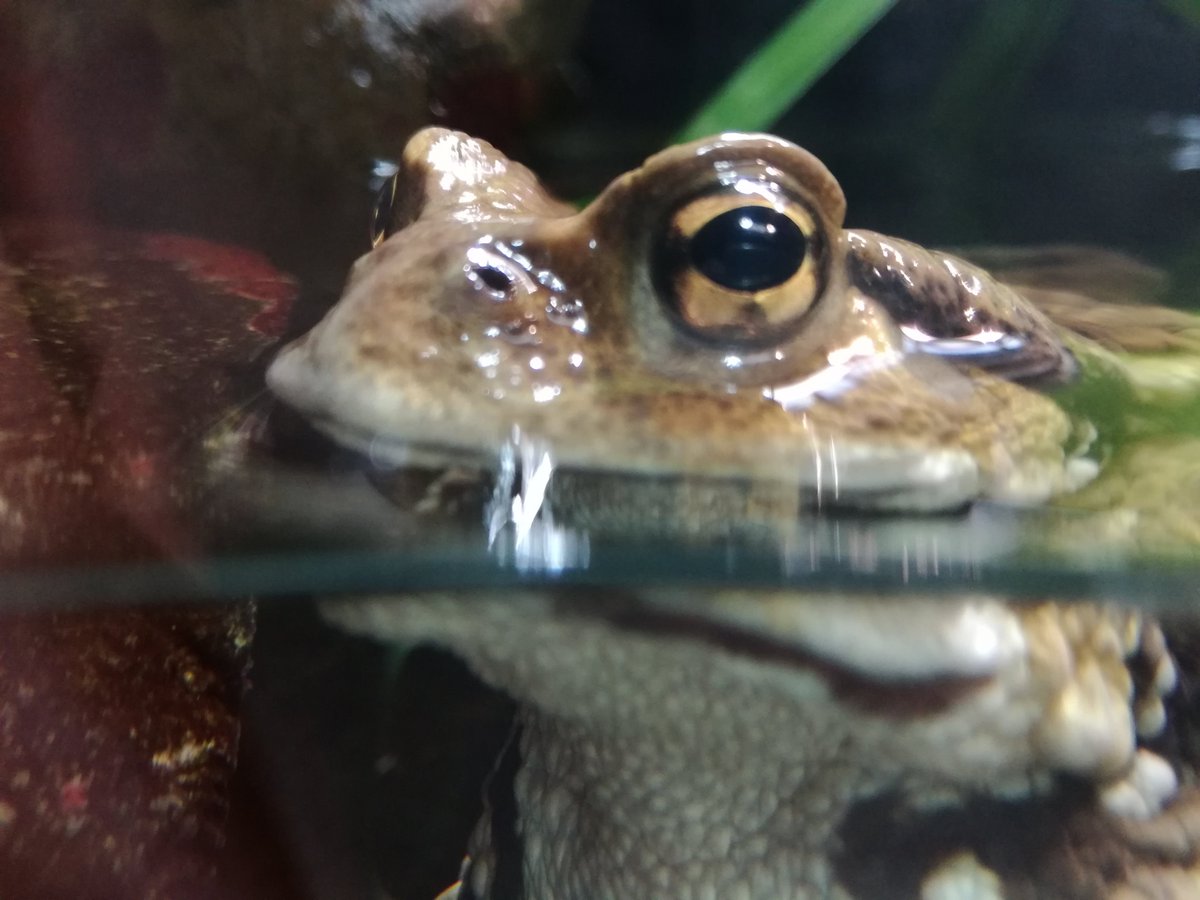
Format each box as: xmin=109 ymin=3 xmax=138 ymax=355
xmin=546 ymin=296 xmax=585 ymax=326
xmin=501 ymin=317 xmax=541 ymax=345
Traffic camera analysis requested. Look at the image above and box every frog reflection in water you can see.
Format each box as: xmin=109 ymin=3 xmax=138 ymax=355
xmin=269 ymin=130 xmax=1199 ymax=899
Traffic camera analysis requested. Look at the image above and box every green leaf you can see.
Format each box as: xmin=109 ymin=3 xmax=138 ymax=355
xmin=928 ymin=0 xmax=1074 ymax=141
xmin=1159 ymin=0 xmax=1200 ymax=27
xmin=674 ymin=0 xmax=897 ymax=143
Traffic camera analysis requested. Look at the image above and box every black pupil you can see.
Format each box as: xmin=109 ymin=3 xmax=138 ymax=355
xmin=689 ymin=206 xmax=805 ymax=292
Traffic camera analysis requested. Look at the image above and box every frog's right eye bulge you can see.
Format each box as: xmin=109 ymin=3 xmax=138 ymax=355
xmin=370 ymin=172 xmax=399 ymax=248
xmin=654 ymin=188 xmax=827 ymax=347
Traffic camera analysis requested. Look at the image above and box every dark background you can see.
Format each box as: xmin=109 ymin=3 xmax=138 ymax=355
xmin=4 ymin=0 xmax=1199 ymax=298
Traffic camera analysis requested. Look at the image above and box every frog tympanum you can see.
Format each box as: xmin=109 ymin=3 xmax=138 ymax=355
xmin=269 ymin=130 xmax=1198 ymax=899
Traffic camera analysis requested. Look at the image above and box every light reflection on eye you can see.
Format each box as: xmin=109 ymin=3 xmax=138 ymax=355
xmin=730 ymin=177 xmax=779 ymax=199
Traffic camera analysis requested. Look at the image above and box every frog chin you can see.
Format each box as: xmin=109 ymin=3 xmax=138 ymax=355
xmin=324 ymin=590 xmax=1182 ymax=900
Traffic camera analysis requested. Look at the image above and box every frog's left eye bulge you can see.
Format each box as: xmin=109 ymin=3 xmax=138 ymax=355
xmin=654 ymin=193 xmax=826 ymax=346
xmin=370 ymin=172 xmax=399 ymax=248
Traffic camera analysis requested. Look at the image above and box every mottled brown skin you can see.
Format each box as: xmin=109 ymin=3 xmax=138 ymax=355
xmin=269 ymin=128 xmax=1094 ymax=510
xmin=269 ymin=131 xmax=1200 ymax=899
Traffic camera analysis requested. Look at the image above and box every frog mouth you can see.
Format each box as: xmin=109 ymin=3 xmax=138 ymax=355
xmin=265 ymin=394 xmax=1107 ymax=529
xmin=263 ymin=395 xmax=996 ymax=520
xmin=262 ymin=399 xmax=492 ymax=472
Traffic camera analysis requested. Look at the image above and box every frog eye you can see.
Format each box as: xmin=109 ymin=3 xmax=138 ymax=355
xmin=370 ymin=171 xmax=399 ymax=248
xmin=653 ymin=191 xmax=826 ymax=345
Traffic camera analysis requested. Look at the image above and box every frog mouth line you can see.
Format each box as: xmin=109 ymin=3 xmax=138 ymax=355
xmin=265 ymin=398 xmax=1000 ymax=517
xmin=265 ymin=400 xmax=494 ymax=473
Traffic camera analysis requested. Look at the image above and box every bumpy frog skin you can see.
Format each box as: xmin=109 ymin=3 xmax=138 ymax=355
xmin=329 ymin=593 xmax=1189 ymax=900
xmin=269 ymin=130 xmax=1198 ymax=899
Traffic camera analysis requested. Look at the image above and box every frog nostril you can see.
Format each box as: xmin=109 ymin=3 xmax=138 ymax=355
xmin=497 ymin=315 xmax=541 ymax=345
xmin=467 ymin=263 xmax=520 ymax=302
xmin=546 ymin=295 xmax=585 ymax=325
xmin=465 ymin=241 xmax=543 ymax=301
xmin=475 ymin=265 xmax=515 ymax=293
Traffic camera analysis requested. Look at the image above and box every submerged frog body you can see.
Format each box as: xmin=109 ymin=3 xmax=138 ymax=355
xmin=268 ymin=130 xmax=1200 ymax=899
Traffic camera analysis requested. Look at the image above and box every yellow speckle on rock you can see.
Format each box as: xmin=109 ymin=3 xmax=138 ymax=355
xmin=150 ymin=739 xmax=216 ymax=771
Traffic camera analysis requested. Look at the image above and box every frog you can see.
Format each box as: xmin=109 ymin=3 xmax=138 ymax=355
xmin=267 ymin=129 xmax=1200 ymax=899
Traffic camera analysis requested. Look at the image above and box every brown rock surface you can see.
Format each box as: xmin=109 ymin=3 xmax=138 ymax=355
xmin=0 ymin=219 xmax=295 ymax=898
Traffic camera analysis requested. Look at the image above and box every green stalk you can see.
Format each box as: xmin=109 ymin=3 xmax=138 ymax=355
xmin=928 ymin=0 xmax=1074 ymax=139
xmin=1159 ymin=0 xmax=1200 ymax=27
xmin=674 ymin=0 xmax=897 ymax=142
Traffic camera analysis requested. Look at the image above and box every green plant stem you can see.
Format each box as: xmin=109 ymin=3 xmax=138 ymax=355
xmin=674 ymin=0 xmax=897 ymax=142
xmin=1159 ymin=0 xmax=1200 ymax=27
xmin=929 ymin=0 xmax=1074 ymax=142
